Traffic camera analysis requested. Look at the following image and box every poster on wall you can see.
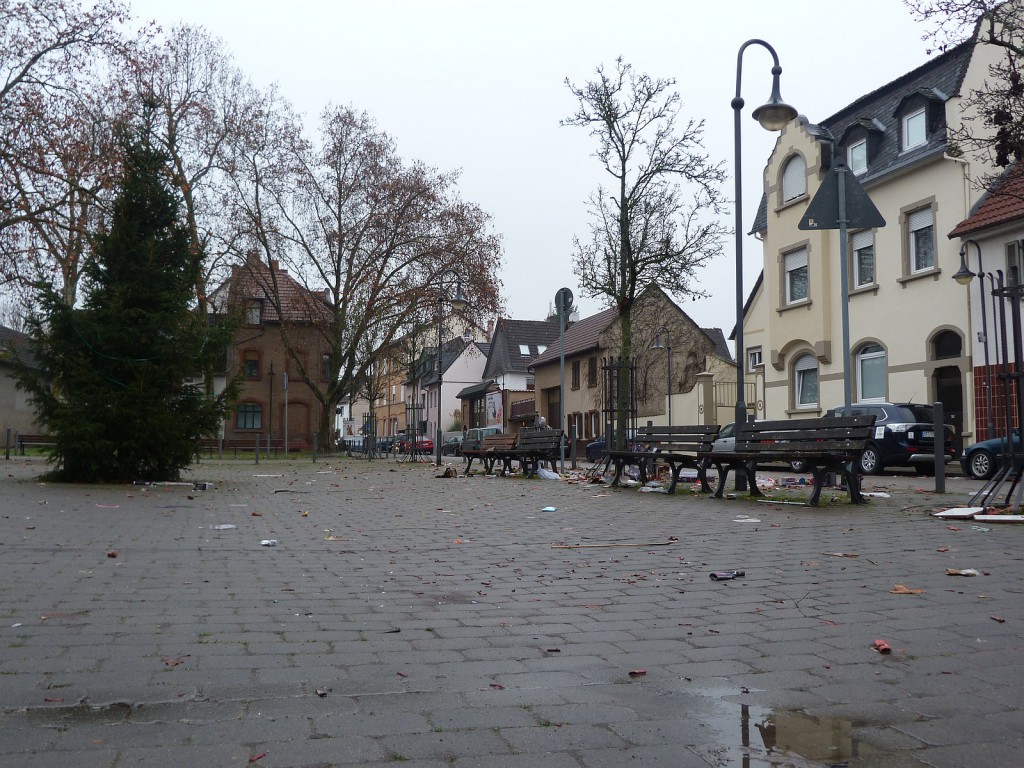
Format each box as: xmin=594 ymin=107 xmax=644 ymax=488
xmin=486 ymin=391 xmax=503 ymax=427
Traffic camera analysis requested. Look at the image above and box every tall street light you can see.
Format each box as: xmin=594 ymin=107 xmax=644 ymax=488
xmin=732 ymin=40 xmax=798 ymax=432
xmin=651 ymin=326 xmax=672 ymax=427
xmin=954 ymin=239 xmax=994 ymax=439
xmin=555 ymin=287 xmax=574 ymax=473
xmin=435 ymin=268 xmax=468 ymax=467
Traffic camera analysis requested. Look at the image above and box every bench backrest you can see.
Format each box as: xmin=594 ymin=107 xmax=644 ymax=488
xmin=734 ymin=415 xmax=876 ymax=457
xmin=634 ymin=424 xmax=720 ymax=455
xmin=517 ymin=428 xmax=564 ymax=453
xmin=481 ymin=434 xmax=517 ymax=451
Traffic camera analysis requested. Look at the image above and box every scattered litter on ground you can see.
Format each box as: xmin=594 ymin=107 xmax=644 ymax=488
xmin=992 ymin=616 xmax=1007 ymax=623
xmin=272 ymin=488 xmax=306 ymax=494
xmin=890 ymin=584 xmax=924 ymax=595
xmin=106 ymin=551 xmax=118 ymax=558
xmin=259 ymin=539 xmax=277 ymax=547
xmin=709 ymin=570 xmax=744 ymax=581
xmin=932 ymin=507 xmax=984 ymax=519
xmin=212 ymin=524 xmax=236 ymax=530
xmin=872 ymin=639 xmax=892 ymax=654
xmin=971 ymin=525 xmax=991 ymax=532
xmin=863 ymin=492 xmax=891 ymax=498
xmin=552 ymin=536 xmax=678 ymax=549
xmin=732 ymin=515 xmax=760 ymax=523
xmin=824 ymin=552 xmax=859 ymax=558
xmin=253 ymin=474 xmax=283 ymax=478
xmin=757 ymin=498 xmax=804 ymax=506
xmin=192 ymin=482 xmax=214 ymax=491
xmin=541 ymin=506 xmax=557 ymax=512
xmin=755 ymin=475 xmax=776 ymax=491
xmin=536 ymin=468 xmax=561 ymax=480
xmin=436 ymin=467 xmax=457 ymax=478
xmin=946 ymin=568 xmax=980 ymax=576
xmin=161 ymin=655 xmax=189 ymax=666
xmin=973 ymin=514 xmax=1024 ymax=523
xmin=639 ymin=485 xmax=668 ymax=493
xmin=628 ymin=669 xmax=647 ymax=678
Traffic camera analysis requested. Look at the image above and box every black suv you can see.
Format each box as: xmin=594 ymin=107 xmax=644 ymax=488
xmin=825 ymin=403 xmax=955 ymax=475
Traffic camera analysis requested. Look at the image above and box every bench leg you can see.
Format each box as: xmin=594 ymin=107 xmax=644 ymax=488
xmin=712 ymin=462 xmax=732 ymax=498
xmin=463 ymin=456 xmax=475 ymax=476
xmin=609 ymin=458 xmax=626 ymax=487
xmin=696 ymin=460 xmax=713 ymax=494
xmin=742 ymin=461 xmax=763 ymax=498
xmin=841 ymin=463 xmax=867 ymax=504
xmin=808 ymin=469 xmax=827 ymax=505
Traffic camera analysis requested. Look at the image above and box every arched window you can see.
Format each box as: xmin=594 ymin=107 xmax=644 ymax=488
xmin=857 ymin=343 xmax=886 ymax=402
xmin=932 ymin=330 xmax=961 ymax=360
xmin=793 ymin=354 xmax=818 ymax=408
xmin=782 ymin=155 xmax=807 ymax=202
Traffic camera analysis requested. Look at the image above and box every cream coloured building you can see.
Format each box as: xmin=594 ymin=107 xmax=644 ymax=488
xmin=743 ymin=32 xmax=1006 ymax=449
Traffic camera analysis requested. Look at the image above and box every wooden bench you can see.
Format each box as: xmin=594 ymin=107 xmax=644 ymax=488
xmin=196 ymin=437 xmax=284 ymax=459
xmin=506 ymin=428 xmax=565 ymax=478
xmin=704 ymin=415 xmax=876 ymax=506
xmin=16 ymin=433 xmax=55 ymax=454
xmin=605 ymin=424 xmax=720 ymax=494
xmin=462 ymin=434 xmax=517 ymax=475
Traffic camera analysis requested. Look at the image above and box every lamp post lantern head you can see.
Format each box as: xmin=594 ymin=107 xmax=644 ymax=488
xmin=449 ymin=284 xmax=469 ymax=312
xmin=751 ymin=66 xmax=798 ymax=131
xmin=953 ymin=246 xmax=976 ymax=286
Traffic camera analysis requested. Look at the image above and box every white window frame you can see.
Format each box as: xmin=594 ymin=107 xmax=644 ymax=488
xmin=852 ymin=230 xmax=875 ymax=287
xmin=793 ymin=354 xmax=819 ymax=409
xmin=518 ymin=344 xmax=530 ymax=356
xmin=747 ymin=347 xmax=762 ymax=373
xmin=908 ymin=207 xmax=935 ymax=273
xmin=857 ymin=343 xmax=887 ymax=402
xmin=781 ymin=155 xmax=807 ymax=202
xmin=784 ymin=248 xmax=809 ymax=305
xmin=903 ymin=107 xmax=926 ymax=151
xmin=848 ymin=139 xmax=867 ymax=175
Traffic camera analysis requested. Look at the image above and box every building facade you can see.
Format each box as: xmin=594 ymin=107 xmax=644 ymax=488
xmin=744 ymin=35 xmax=1005 ymax=449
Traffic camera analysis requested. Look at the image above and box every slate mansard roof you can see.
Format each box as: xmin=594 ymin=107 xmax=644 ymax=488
xmin=751 ymin=41 xmax=974 ymax=234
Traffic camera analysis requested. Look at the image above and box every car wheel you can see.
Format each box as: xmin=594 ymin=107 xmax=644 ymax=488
xmin=968 ymin=449 xmax=996 ymax=481
xmin=859 ymin=444 xmax=882 ymax=475
xmin=789 ymin=459 xmax=808 ymax=473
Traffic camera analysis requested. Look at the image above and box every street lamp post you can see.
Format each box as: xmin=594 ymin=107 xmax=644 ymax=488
xmin=555 ymin=287 xmax=574 ymax=473
xmin=732 ymin=40 xmax=798 ymax=433
xmin=434 ymin=269 xmax=468 ymax=467
xmin=651 ymin=327 xmax=672 ymax=427
xmin=954 ymin=239 xmax=994 ymax=439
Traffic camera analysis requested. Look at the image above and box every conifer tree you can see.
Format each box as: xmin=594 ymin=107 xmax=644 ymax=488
xmin=15 ymin=122 xmax=238 ymax=482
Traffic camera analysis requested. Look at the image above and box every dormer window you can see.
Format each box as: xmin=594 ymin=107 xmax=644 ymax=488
xmin=848 ymin=139 xmax=867 ymax=175
xmin=903 ymin=107 xmax=926 ymax=150
xmin=518 ymin=344 xmax=530 ymax=355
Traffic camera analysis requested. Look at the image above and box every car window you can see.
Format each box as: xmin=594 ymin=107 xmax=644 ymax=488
xmin=718 ymin=423 xmax=734 ymax=439
xmin=903 ymin=404 xmax=935 ymax=423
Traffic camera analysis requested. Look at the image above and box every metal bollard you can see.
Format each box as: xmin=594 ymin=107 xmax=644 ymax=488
xmin=934 ymin=401 xmax=945 ymax=493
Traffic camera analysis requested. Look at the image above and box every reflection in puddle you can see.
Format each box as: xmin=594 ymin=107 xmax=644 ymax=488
xmin=688 ymin=684 xmax=882 ymax=767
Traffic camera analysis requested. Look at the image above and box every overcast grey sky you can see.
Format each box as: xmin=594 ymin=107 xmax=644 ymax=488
xmin=129 ymin=0 xmax=938 ymax=348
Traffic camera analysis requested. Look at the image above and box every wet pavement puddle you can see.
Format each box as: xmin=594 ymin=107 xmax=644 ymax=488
xmin=684 ymin=684 xmax=884 ymax=767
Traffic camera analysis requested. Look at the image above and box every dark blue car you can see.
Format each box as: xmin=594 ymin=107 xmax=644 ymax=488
xmin=960 ymin=430 xmax=1022 ymax=480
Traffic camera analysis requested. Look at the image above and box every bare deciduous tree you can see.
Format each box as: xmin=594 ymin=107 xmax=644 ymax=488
xmin=563 ymin=57 xmax=727 ymax=448
xmin=224 ymin=103 xmax=503 ymax=450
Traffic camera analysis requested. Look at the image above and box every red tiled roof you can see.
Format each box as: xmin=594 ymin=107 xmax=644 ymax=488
xmin=222 ymin=254 xmax=332 ymax=324
xmin=949 ymin=163 xmax=1024 ymax=238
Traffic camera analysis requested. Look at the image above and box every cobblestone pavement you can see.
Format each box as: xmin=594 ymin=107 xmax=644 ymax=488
xmin=0 ymin=454 xmax=1022 ymax=767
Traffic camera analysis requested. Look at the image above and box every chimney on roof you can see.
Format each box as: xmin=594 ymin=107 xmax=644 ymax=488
xmin=486 ymin=318 xmax=494 ymax=338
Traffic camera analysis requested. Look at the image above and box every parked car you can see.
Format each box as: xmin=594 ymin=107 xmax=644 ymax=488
xmin=584 ymin=430 xmax=640 ymax=463
xmin=440 ymin=436 xmax=463 ymax=456
xmin=461 ymin=426 xmax=502 ymax=453
xmin=703 ymin=422 xmax=809 ymax=472
xmin=960 ymin=430 xmax=1022 ymax=480
xmin=824 ymin=403 xmax=954 ymax=475
xmin=397 ymin=435 xmax=433 ymax=453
